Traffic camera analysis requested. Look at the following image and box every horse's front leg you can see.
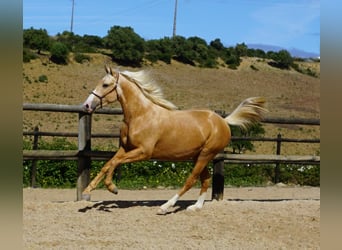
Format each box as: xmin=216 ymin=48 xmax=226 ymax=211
xmin=81 ymin=147 xmax=126 ymax=200
xmin=82 ymin=146 xmax=152 ymax=200
xmin=104 ymin=147 xmax=152 ymax=193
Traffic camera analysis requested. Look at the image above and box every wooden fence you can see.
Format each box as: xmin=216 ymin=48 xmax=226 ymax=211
xmin=23 ymin=103 xmax=320 ymax=201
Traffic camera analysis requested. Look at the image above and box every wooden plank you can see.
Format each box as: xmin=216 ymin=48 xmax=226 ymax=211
xmin=216 ymin=153 xmax=320 ymax=163
xmin=23 ymin=150 xmax=79 ymax=160
xmin=23 ymin=103 xmax=123 ymax=115
xmin=23 ymin=103 xmax=319 ymax=124
xmin=23 ymin=150 xmax=320 ymax=164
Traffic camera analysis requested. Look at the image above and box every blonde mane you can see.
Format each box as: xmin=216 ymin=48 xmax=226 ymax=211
xmin=120 ymin=70 xmax=178 ymax=110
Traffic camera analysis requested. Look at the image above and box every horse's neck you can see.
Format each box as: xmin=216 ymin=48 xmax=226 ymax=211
xmin=118 ymin=79 xmax=154 ymax=122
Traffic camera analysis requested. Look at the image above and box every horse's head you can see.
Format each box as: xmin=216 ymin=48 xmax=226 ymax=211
xmin=83 ymin=65 xmax=120 ymax=113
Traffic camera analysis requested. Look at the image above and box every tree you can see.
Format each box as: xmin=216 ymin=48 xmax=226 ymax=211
xmin=187 ymin=36 xmax=218 ymax=67
xmin=50 ymin=42 xmax=69 ymax=64
xmin=275 ymin=49 xmax=293 ymax=69
xmin=235 ymin=43 xmax=248 ymax=57
xmin=104 ymin=26 xmax=145 ymax=66
xmin=229 ymin=123 xmax=265 ymax=154
xmin=82 ymin=34 xmax=104 ymax=48
xmin=267 ymin=49 xmax=293 ymax=69
xmin=145 ymin=37 xmax=173 ymax=64
xmin=224 ymin=47 xmax=241 ymax=69
xmin=23 ymin=27 xmax=50 ymax=54
xmin=171 ymin=36 xmax=196 ymax=65
xmin=209 ymin=38 xmax=224 ymax=51
xmin=55 ymin=31 xmax=82 ymax=52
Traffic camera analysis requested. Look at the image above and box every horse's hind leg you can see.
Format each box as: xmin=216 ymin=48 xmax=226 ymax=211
xmin=157 ymin=156 xmax=212 ymax=215
xmin=186 ymin=166 xmax=211 ymax=211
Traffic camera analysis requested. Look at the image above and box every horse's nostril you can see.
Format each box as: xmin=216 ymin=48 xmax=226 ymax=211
xmin=85 ymin=104 xmax=89 ymax=109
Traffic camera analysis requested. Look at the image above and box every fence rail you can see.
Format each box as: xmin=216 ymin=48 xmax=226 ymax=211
xmin=23 ymin=103 xmax=320 ymax=201
xmin=23 ymin=150 xmax=320 ymax=164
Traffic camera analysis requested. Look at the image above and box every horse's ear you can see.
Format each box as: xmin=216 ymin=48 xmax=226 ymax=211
xmin=105 ymin=65 xmax=113 ymax=75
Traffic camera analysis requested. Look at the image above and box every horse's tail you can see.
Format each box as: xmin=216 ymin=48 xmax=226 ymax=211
xmin=224 ymin=97 xmax=268 ymax=130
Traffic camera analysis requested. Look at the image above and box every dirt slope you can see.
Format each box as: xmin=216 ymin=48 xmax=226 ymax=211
xmin=23 ymin=54 xmax=320 ymax=154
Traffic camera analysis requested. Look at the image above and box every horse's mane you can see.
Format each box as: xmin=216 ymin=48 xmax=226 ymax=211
xmin=120 ymin=70 xmax=178 ymax=110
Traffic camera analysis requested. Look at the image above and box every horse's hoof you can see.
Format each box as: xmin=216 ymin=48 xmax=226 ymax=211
xmin=156 ymin=208 xmax=167 ymax=215
xmin=186 ymin=205 xmax=201 ymax=212
xmin=82 ymin=193 xmax=91 ymax=201
xmin=112 ymin=187 xmax=118 ymax=194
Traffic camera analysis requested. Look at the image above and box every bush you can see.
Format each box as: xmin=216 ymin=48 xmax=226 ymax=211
xmin=229 ymin=123 xmax=265 ymax=154
xmin=267 ymin=49 xmax=293 ymax=69
xmin=23 ymin=48 xmax=37 ymax=63
xmin=145 ymin=38 xmax=173 ymax=64
xmin=74 ymin=53 xmax=91 ymax=64
xmin=23 ymin=136 xmax=319 ymax=188
xmin=224 ymin=164 xmax=274 ymax=186
xmin=275 ymin=50 xmax=293 ymax=69
xmin=50 ymin=42 xmax=69 ymax=64
xmin=104 ymin=26 xmax=145 ymax=66
xmin=38 ymin=75 xmax=48 ymax=83
xmin=23 ymin=138 xmax=78 ymax=187
xmin=23 ymin=27 xmax=50 ymax=54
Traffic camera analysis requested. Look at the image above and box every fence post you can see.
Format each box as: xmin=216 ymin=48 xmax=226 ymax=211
xmin=274 ymin=133 xmax=282 ymax=183
xmin=77 ymin=112 xmax=92 ymax=201
xmin=211 ymin=153 xmax=224 ymax=200
xmin=31 ymin=126 xmax=39 ymax=187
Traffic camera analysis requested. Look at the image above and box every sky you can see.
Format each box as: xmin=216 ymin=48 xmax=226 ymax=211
xmin=23 ymin=0 xmax=320 ymax=56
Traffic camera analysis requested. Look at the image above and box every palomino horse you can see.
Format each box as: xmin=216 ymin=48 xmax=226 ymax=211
xmin=82 ymin=66 xmax=267 ymax=214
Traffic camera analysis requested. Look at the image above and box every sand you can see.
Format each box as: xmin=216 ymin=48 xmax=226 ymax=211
xmin=23 ymin=186 xmax=320 ymax=249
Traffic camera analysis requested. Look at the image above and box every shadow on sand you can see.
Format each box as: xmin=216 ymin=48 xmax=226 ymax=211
xmin=78 ymin=199 xmax=197 ymax=214
xmin=77 ymin=197 xmax=319 ymax=214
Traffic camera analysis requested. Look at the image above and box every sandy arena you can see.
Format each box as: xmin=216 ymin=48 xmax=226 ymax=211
xmin=23 ymin=186 xmax=320 ymax=249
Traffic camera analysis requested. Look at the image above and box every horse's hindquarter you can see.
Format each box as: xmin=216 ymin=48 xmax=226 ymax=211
xmin=152 ymin=109 xmax=231 ymax=160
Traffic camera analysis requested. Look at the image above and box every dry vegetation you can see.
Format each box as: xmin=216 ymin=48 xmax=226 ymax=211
xmin=23 ymin=53 xmax=320 ymax=155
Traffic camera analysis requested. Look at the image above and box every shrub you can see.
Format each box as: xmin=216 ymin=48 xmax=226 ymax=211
xmin=229 ymin=123 xmax=265 ymax=154
xmin=23 ymin=48 xmax=37 ymax=63
xmin=268 ymin=49 xmax=293 ymax=69
xmin=145 ymin=38 xmax=173 ymax=64
xmin=74 ymin=53 xmax=91 ymax=64
xmin=23 ymin=138 xmax=78 ymax=187
xmin=38 ymin=74 xmax=48 ymax=83
xmin=23 ymin=27 xmax=50 ymax=54
xmin=224 ymin=164 xmax=274 ymax=186
xmin=50 ymin=42 xmax=69 ymax=64
xmin=104 ymin=26 xmax=145 ymax=66
xmin=23 ymin=136 xmax=319 ymax=188
xmin=276 ymin=50 xmax=293 ymax=69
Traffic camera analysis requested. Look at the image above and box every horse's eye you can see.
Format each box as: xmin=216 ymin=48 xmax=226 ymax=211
xmin=102 ymin=83 xmax=109 ymax=88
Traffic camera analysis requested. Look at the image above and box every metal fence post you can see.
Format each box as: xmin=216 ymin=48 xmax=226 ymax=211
xmin=77 ymin=112 xmax=92 ymax=201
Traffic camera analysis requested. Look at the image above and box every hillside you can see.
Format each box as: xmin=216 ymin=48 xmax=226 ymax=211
xmin=23 ymin=53 xmax=320 ymax=155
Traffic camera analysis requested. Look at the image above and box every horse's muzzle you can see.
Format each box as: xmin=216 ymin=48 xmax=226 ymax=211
xmin=83 ymin=103 xmax=94 ymax=113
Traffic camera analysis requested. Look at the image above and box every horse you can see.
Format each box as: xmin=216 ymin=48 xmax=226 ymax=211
xmin=82 ymin=65 xmax=267 ymax=215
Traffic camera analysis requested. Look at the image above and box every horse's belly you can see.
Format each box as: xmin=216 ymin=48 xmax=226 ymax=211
xmin=152 ymin=110 xmax=230 ymax=160
xmin=151 ymin=143 xmax=202 ymax=160
xmin=151 ymin=130 xmax=206 ymax=160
